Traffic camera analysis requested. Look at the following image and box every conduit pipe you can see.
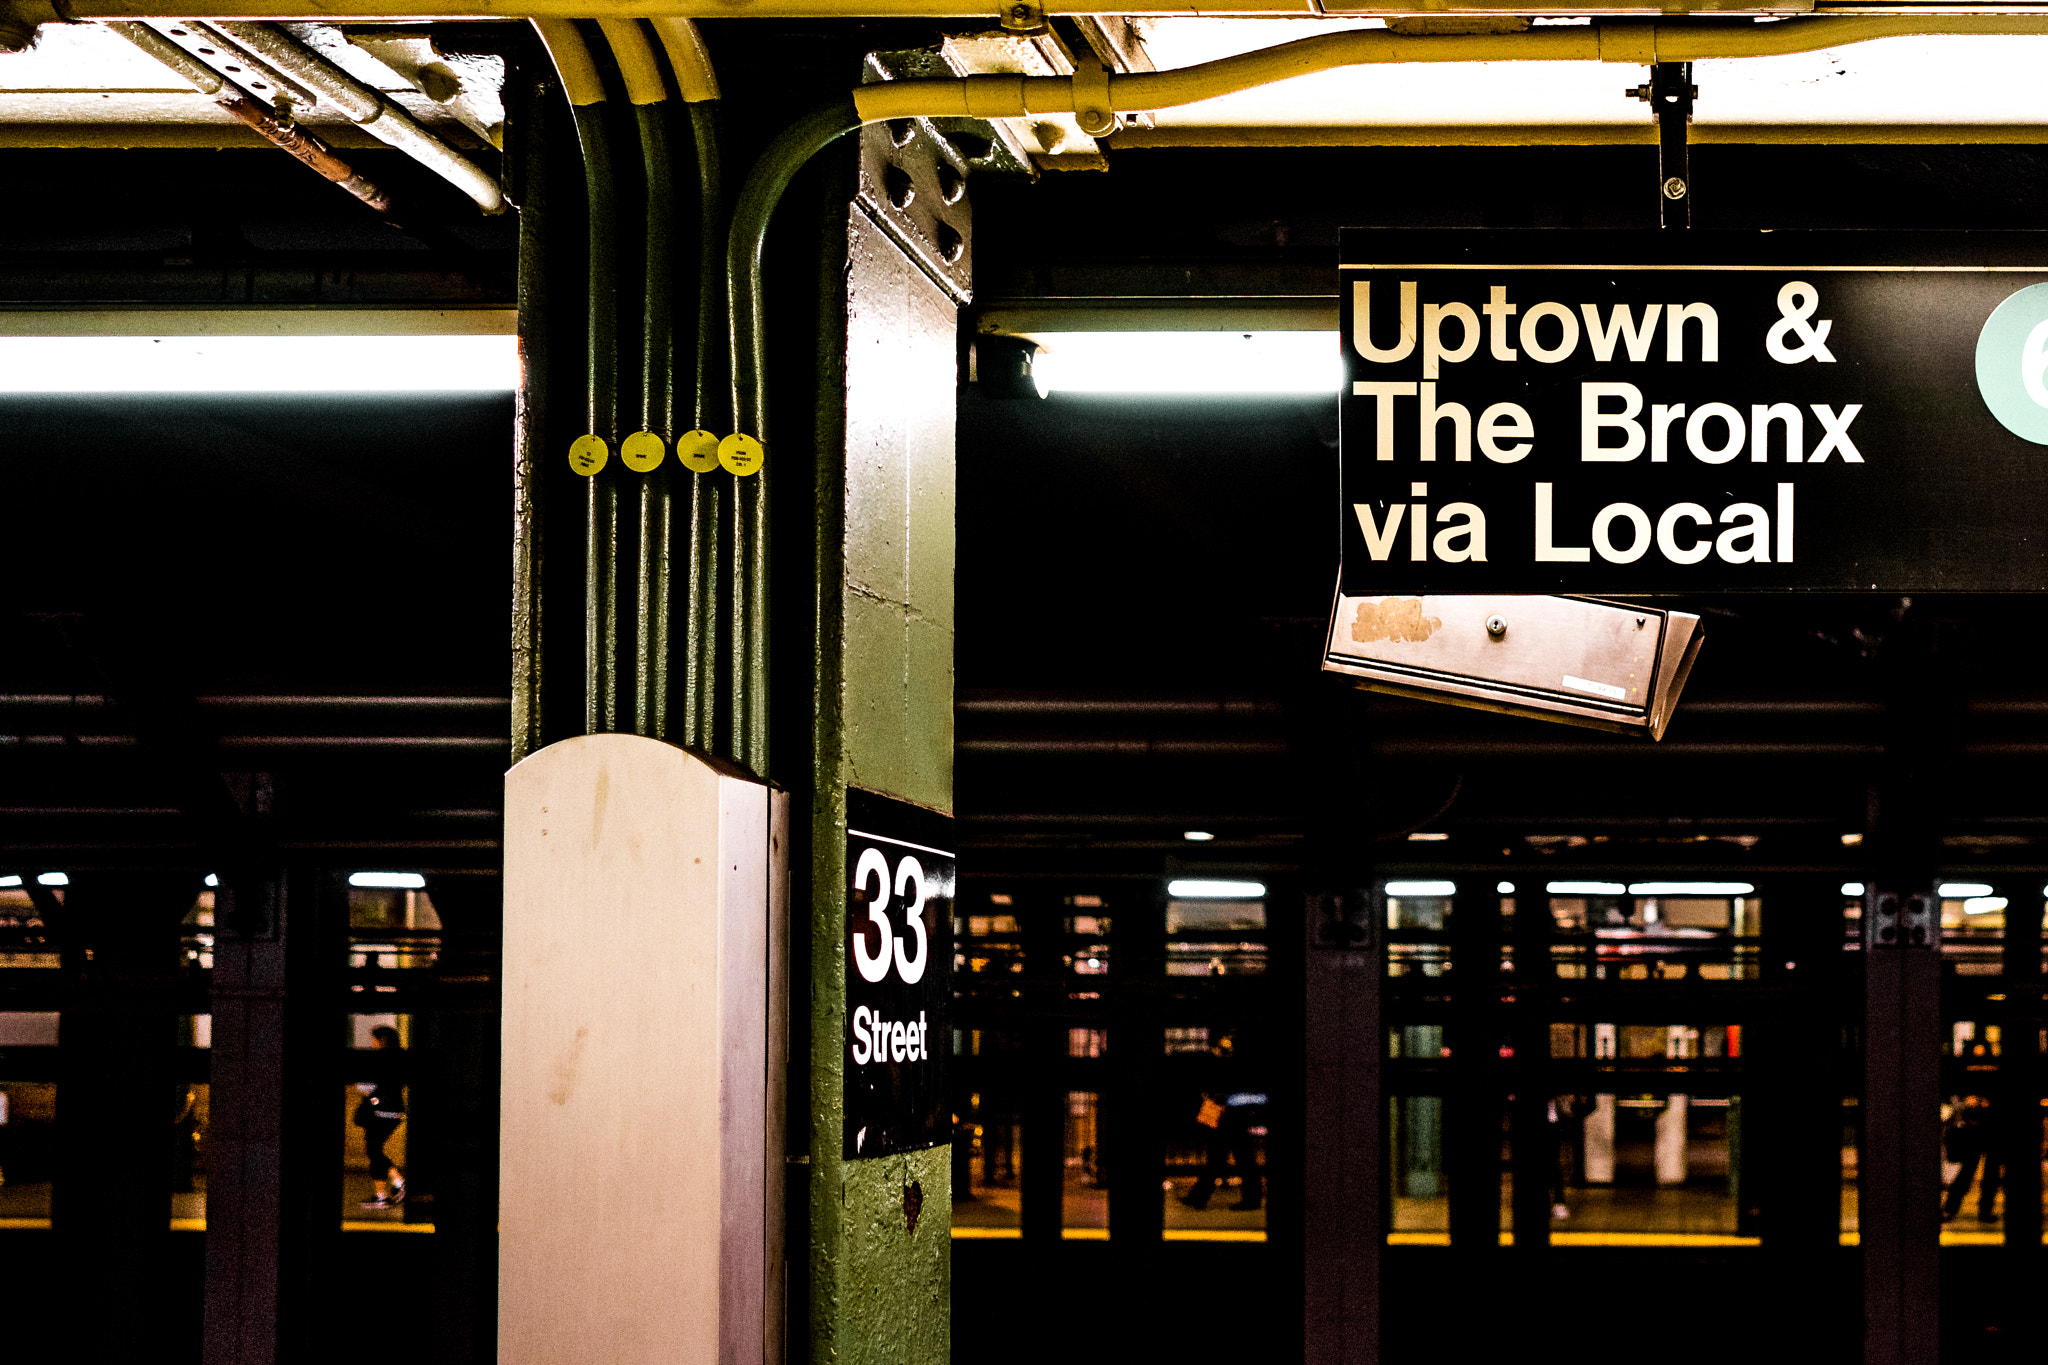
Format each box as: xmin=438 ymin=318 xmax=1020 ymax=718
xmin=533 ymin=16 xmax=620 ymax=735
xmin=653 ymin=16 xmax=725 ymax=755
xmin=212 ymin=21 xmax=506 ymax=213
xmin=595 ymin=17 xmax=676 ymax=742
xmin=850 ymin=15 xmax=2048 ymax=123
xmin=104 ymin=19 xmax=393 ymax=211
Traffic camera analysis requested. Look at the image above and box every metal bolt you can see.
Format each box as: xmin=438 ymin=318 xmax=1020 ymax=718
xmin=1663 ymin=176 xmax=1688 ymax=201
xmin=1485 ymin=614 xmax=1508 ymax=638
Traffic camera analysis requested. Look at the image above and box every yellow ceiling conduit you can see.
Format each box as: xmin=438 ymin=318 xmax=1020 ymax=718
xmin=851 ymin=16 xmax=2048 ymax=125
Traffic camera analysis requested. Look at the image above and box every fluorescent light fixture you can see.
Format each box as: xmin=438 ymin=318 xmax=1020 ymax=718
xmin=1182 ymin=830 xmax=1215 ymax=842
xmin=1546 ymin=881 xmax=1625 ymax=895
xmin=1938 ymin=882 xmax=1994 ymax=899
xmin=0 ymin=335 xmax=519 ymax=393
xmin=204 ymin=874 xmax=219 ymax=887
xmin=1840 ymin=833 xmax=1864 ymax=846
xmin=1964 ymin=897 xmax=2008 ymax=916
xmin=0 ymin=876 xmax=18 ymax=888
xmin=349 ymin=871 xmax=426 ymax=889
xmin=1385 ymin=880 xmax=1456 ymax=897
xmin=1627 ymin=881 xmax=1755 ymax=897
xmin=1028 ymin=331 xmax=1341 ymax=395
xmin=1407 ymin=831 xmax=1449 ymax=842
xmin=37 ymin=872 xmax=68 ymax=886
xmin=1842 ymin=882 xmax=1866 ymax=897
xmin=1167 ymin=878 xmax=1266 ymax=899
xmin=1496 ymin=881 xmax=1516 ymax=895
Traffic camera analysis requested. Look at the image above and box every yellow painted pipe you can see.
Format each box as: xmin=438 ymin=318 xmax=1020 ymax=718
xmin=649 ymin=16 xmax=720 ymax=103
xmin=597 ymin=16 xmax=667 ymax=104
xmin=532 ymin=15 xmax=605 ymax=106
xmin=852 ymin=16 xmax=2048 ymax=122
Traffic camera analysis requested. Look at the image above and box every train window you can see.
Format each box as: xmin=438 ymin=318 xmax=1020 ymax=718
xmin=1387 ymin=895 xmax=1449 ymax=932
xmin=956 ymin=897 xmax=1025 ymax=980
xmin=1164 ymin=1073 xmax=1266 ymax=1243
xmin=350 ymin=1012 xmax=410 ymax=1048
xmin=952 ymin=1087 xmax=1022 ymax=1238
xmin=1936 ymin=1094 xmax=2006 ymax=1242
xmin=1165 ymin=898 xmax=1266 ymax=977
xmin=1941 ymin=893 xmax=2006 ymax=976
xmin=1062 ymin=1091 xmax=1108 ymax=1240
xmin=1063 ymin=898 xmax=1111 ymax=998
xmin=1 ymin=881 xmax=58 ymax=969
xmin=171 ymin=1082 xmax=207 ymax=1231
xmin=341 ymin=1015 xmax=425 ymax=1230
xmin=180 ymin=888 xmax=213 ymax=971
xmin=348 ymin=883 xmax=442 ymax=980
xmin=1388 ymin=1093 xmax=1448 ymax=1244
xmin=1549 ymin=1091 xmax=1745 ymax=1243
xmin=0 ymin=1079 xmax=55 ymax=1227
xmin=1840 ymin=1097 xmax=1861 ymax=1246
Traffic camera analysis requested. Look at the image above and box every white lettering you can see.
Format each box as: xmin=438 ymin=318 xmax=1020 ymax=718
xmin=1353 ymin=280 xmax=1417 ymax=362
xmin=1478 ymin=402 xmax=1532 ymax=463
xmin=1535 ymin=483 xmax=1590 ymax=563
xmin=893 ymin=856 xmax=928 ymax=984
xmin=1422 ymin=302 xmax=1480 ymax=379
xmin=1750 ymin=402 xmax=1804 ymax=463
xmin=1354 ymin=504 xmax=1405 ymax=560
xmin=1777 ymin=483 xmax=1794 ymax=563
xmin=1353 ymin=381 xmax=1416 ymax=462
xmin=1808 ymin=404 xmax=1864 ymax=463
xmin=1418 ymin=382 xmax=1471 ymax=462
xmin=852 ymin=847 xmax=894 ymax=984
xmin=1582 ymin=382 xmax=1646 ymax=462
xmin=1484 ymin=285 xmax=1518 ymax=360
xmin=1666 ymin=303 xmax=1720 ymax=362
xmin=1717 ymin=502 xmax=1772 ymax=563
xmin=1650 ymin=403 xmax=1685 ymax=463
xmin=1593 ymin=503 xmax=1652 ymax=564
xmin=1656 ymin=503 xmax=1713 ymax=565
xmin=1434 ymin=503 xmax=1487 ymax=562
xmin=1686 ymin=402 xmax=1745 ymax=465
xmin=1580 ymin=303 xmax=1663 ymax=362
xmin=1520 ymin=301 xmax=1580 ymax=364
xmin=852 ymin=1006 xmax=873 ymax=1065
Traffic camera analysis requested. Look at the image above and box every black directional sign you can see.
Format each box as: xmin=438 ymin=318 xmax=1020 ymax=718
xmin=843 ymin=788 xmax=953 ymax=1161
xmin=1340 ymin=229 xmax=2048 ymax=594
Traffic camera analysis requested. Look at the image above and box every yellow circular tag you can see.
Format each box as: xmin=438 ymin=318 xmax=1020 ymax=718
xmin=620 ymin=430 xmax=665 ymax=473
xmin=719 ymin=432 xmax=764 ymax=477
xmin=568 ymin=434 xmax=609 ymax=476
xmin=676 ymin=428 xmax=720 ymax=474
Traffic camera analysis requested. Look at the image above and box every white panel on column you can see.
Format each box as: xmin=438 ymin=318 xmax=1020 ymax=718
xmin=500 ymin=734 xmax=783 ymax=1365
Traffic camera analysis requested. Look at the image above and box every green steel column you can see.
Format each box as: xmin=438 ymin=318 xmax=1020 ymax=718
xmin=510 ymin=70 xmax=554 ymax=764
xmin=801 ymin=172 xmax=955 ymax=1365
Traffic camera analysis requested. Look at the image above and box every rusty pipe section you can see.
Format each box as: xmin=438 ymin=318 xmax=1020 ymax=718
xmin=104 ymin=19 xmax=393 ymax=212
xmin=212 ymin=20 xmax=506 ymax=212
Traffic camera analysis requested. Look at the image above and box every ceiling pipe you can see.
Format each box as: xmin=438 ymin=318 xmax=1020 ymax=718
xmin=851 ymin=15 xmax=2048 ymax=124
xmin=211 ymin=21 xmax=506 ymax=213
xmin=103 ymin=19 xmax=394 ymax=211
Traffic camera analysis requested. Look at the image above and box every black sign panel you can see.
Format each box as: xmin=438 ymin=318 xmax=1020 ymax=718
xmin=1340 ymin=229 xmax=2048 ymax=593
xmin=843 ymin=788 xmax=953 ymax=1161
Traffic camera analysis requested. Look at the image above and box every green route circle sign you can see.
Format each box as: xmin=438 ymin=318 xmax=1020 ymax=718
xmin=1976 ymin=281 xmax=2048 ymax=445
